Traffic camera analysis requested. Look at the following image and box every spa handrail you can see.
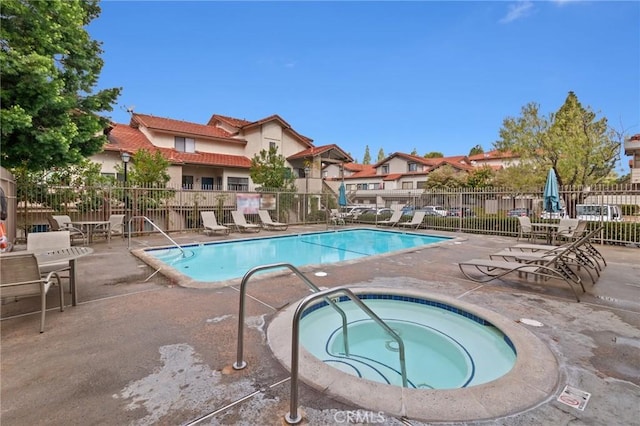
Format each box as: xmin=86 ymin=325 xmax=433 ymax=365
xmin=127 ymin=215 xmax=186 ymax=258
xmin=233 ymin=263 xmax=350 ymax=370
xmin=286 ymin=286 xmax=408 ymax=424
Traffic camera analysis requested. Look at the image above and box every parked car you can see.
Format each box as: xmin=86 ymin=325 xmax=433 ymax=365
xmin=540 ymin=210 xmax=567 ymax=219
xmin=576 ymin=204 xmax=623 ymax=222
xmin=448 ymin=207 xmax=476 ymax=217
xmin=419 ymin=206 xmax=449 ymax=217
xmin=360 ymin=208 xmax=395 ymax=217
xmin=507 ymin=208 xmax=533 ymax=217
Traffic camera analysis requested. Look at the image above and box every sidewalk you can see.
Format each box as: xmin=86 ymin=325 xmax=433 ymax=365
xmin=1 ymin=228 xmax=639 ymax=425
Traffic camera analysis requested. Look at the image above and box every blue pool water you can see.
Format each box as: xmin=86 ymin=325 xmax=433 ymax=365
xmin=146 ymin=229 xmax=450 ymax=283
xmin=299 ymin=294 xmax=517 ymax=389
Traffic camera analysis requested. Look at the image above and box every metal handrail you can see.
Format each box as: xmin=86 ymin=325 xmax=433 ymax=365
xmin=233 ymin=263 xmax=350 ymax=370
xmin=127 ymin=215 xmax=186 ymax=257
xmin=285 ymin=286 xmax=408 ymax=424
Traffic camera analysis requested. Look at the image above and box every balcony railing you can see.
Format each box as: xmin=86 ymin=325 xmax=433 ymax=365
xmin=624 ymin=138 xmax=640 ymax=156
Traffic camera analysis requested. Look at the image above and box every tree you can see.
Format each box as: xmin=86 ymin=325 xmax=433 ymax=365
xmin=466 ymin=166 xmax=494 ymax=188
xmin=423 ymin=165 xmax=467 ymax=189
xmin=118 ymin=149 xmax=171 ymax=186
xmin=469 ymin=145 xmax=484 ymax=156
xmin=492 ymin=163 xmax=546 ymax=191
xmin=495 ymin=92 xmax=621 ymax=188
xmin=377 ymin=148 xmax=385 ymax=162
xmin=410 ymin=148 xmax=418 ymax=156
xmin=0 ymin=0 xmax=121 ymax=171
xmin=250 ymin=146 xmax=295 ymax=190
xmin=424 ymin=151 xmax=444 ymax=158
xmin=362 ymin=145 xmax=371 ymax=164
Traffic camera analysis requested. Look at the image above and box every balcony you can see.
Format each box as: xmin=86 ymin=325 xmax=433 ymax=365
xmin=624 ymin=136 xmax=640 ymax=156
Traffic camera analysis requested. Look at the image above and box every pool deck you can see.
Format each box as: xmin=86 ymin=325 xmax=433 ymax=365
xmin=1 ymin=225 xmax=639 ymax=425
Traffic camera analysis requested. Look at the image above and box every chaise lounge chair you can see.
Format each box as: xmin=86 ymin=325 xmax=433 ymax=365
xmin=397 ymin=211 xmax=426 ymax=229
xmin=376 ymin=210 xmax=403 ymax=227
xmin=489 ymin=228 xmax=603 ymax=285
xmin=231 ymin=211 xmax=261 ymax=233
xmin=258 ymin=210 xmax=288 ymax=231
xmin=457 ymin=231 xmax=598 ymax=302
xmin=201 ymin=211 xmax=230 ymax=236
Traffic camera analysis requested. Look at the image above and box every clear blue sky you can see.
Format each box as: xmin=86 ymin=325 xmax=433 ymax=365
xmin=89 ymin=1 xmax=639 ymax=172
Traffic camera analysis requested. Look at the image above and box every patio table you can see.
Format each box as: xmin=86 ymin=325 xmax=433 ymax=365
xmin=70 ymin=220 xmax=111 ymax=243
xmin=35 ymin=246 xmax=93 ymax=306
xmin=531 ymin=223 xmax=560 ymax=245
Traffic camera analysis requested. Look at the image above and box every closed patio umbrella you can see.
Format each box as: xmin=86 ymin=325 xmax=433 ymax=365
xmin=338 ymin=182 xmax=347 ymax=207
xmin=543 ymin=168 xmax=562 ymax=214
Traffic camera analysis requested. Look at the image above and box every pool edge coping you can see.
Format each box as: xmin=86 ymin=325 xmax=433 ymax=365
xmin=266 ymin=286 xmax=559 ymax=423
xmin=130 ymin=228 xmax=464 ymax=289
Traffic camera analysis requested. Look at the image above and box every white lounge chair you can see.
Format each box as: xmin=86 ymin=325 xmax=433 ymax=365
xmin=93 ymin=214 xmax=126 ymax=240
xmin=377 ymin=210 xmax=403 ymax=227
xmin=258 ymin=210 xmax=288 ymax=231
xmin=200 ymin=211 xmax=230 ymax=236
xmin=397 ymin=211 xmax=426 ymax=229
xmin=0 ymin=252 xmax=64 ymax=332
xmin=231 ymin=211 xmax=261 ymax=233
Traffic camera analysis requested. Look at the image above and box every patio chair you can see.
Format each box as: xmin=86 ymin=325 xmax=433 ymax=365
xmin=230 ymin=211 xmax=261 ymax=233
xmin=376 ymin=210 xmax=403 ymax=227
xmin=200 ymin=211 xmax=230 ymax=236
xmin=92 ymin=214 xmax=126 ymax=240
xmin=397 ymin=211 xmax=426 ymax=229
xmin=48 ymin=215 xmax=86 ymax=245
xmin=0 ymin=252 xmax=64 ymax=332
xmin=330 ymin=209 xmax=345 ymax=226
xmin=458 ymin=231 xmax=595 ymax=302
xmin=516 ymin=216 xmax=547 ymax=242
xmin=553 ymin=218 xmax=582 ymax=244
xmin=258 ymin=210 xmax=288 ymax=231
xmin=27 ymin=231 xmax=71 ymax=275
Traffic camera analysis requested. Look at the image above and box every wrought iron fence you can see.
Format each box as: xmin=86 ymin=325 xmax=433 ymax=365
xmin=14 ymin=182 xmax=640 ymax=246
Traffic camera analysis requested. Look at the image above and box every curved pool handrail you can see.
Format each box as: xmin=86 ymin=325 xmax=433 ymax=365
xmin=286 ymin=286 xmax=408 ymax=424
xmin=127 ymin=215 xmax=185 ymax=257
xmin=233 ymin=263 xmax=350 ymax=370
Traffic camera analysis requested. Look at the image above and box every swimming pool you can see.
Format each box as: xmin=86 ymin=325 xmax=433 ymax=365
xmin=268 ymin=287 xmax=559 ymax=422
xmin=140 ymin=228 xmax=451 ymax=286
xmin=299 ymin=295 xmax=516 ymax=389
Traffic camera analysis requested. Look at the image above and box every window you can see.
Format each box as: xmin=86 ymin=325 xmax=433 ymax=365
xmin=201 ymin=177 xmax=214 ymax=190
xmin=416 ymin=181 xmax=427 ymax=189
xmin=401 ymin=182 xmax=414 ymax=189
xmin=408 ymin=163 xmax=418 ymax=172
xmin=182 ymin=175 xmax=194 ymax=189
xmin=227 ymin=177 xmax=249 ymax=191
xmin=380 ymin=165 xmax=389 ymax=174
xmin=357 ymin=183 xmax=368 ymax=190
xmin=369 ymin=183 xmax=382 ymax=190
xmin=175 ymin=137 xmax=195 ymax=153
xmin=270 ymin=141 xmax=277 ymax=150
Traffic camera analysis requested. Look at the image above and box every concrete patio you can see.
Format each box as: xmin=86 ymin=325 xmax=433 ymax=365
xmin=1 ymin=226 xmax=639 ymax=425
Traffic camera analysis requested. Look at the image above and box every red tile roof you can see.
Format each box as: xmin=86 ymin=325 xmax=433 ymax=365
xmin=104 ymin=123 xmax=251 ymax=169
xmin=468 ymin=149 xmax=518 ymax=161
xmin=207 ymin=114 xmax=252 ymax=128
xmin=208 ymin=113 xmax=314 ymax=147
xmin=132 ymin=113 xmax=244 ymax=143
xmin=287 ymin=144 xmax=352 ymax=161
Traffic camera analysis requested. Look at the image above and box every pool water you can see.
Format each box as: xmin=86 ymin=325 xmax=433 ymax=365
xmin=146 ymin=229 xmax=450 ymax=283
xmin=300 ymin=296 xmax=516 ymax=389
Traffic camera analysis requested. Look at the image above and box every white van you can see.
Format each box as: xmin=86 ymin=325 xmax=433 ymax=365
xmin=576 ymin=204 xmax=622 ymax=222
